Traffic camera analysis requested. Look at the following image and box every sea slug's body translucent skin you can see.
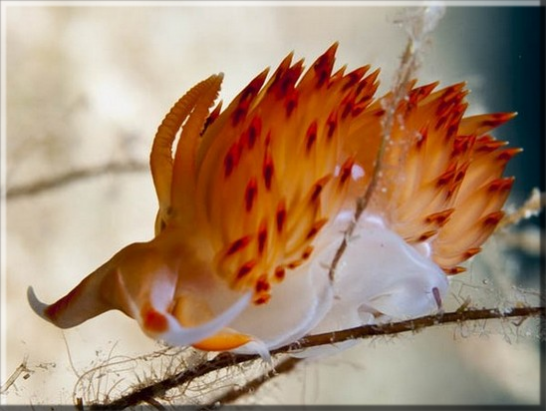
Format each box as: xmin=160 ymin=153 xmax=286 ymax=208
xmin=28 ymin=44 xmax=519 ymax=356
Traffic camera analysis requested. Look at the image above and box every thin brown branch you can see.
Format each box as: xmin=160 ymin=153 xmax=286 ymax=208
xmin=202 ymin=356 xmax=303 ymax=408
xmin=327 ymin=6 xmax=443 ymax=282
xmin=5 ymin=160 xmax=148 ymax=200
xmin=88 ymin=305 xmax=544 ymax=410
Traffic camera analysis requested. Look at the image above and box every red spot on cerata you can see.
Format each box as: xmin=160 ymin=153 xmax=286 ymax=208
xmin=254 ymin=294 xmax=271 ymax=305
xmin=425 ymin=209 xmax=454 ymax=227
xmin=271 ymin=61 xmax=303 ymax=99
xmin=343 ymin=67 xmax=369 ymax=91
xmin=351 ymin=103 xmax=366 ymax=117
xmin=409 ymin=82 xmax=437 ymax=106
xmin=326 ymin=110 xmax=338 ymax=140
xmin=341 ymin=94 xmax=355 ymax=119
xmin=232 ymin=99 xmax=250 ymax=127
xmin=339 ymin=157 xmax=355 ymax=185
xmin=301 ymin=245 xmax=314 ymax=260
xmin=202 ymin=102 xmax=223 ymax=135
xmin=224 ymin=152 xmax=235 ymax=177
xmin=446 ymin=123 xmax=458 ymax=139
xmin=257 ymin=223 xmax=268 ymax=255
xmin=417 ymin=230 xmax=437 ymax=242
xmin=497 ymin=148 xmax=522 ymax=162
xmin=436 ymin=98 xmax=454 ymax=118
xmin=309 ymin=176 xmax=331 ymax=204
xmin=306 ymin=218 xmax=328 ymax=240
xmin=255 ymin=275 xmax=271 ymax=293
xmin=245 ymin=178 xmax=258 ymax=212
xmin=464 ymin=247 xmax=481 ymax=258
xmin=306 ymin=121 xmax=318 ymax=154
xmin=237 ymin=260 xmax=257 ymax=279
xmin=313 ymin=44 xmax=337 ymax=88
xmin=247 ymin=116 xmax=261 ymax=149
xmin=262 ymin=152 xmax=274 ymax=191
xmin=475 ymin=136 xmax=504 ymax=153
xmin=480 ymin=112 xmax=514 ymax=129
xmin=488 ymin=177 xmax=514 ymax=192
xmin=274 ymin=266 xmax=286 ymax=281
xmin=264 ymin=130 xmax=272 ymax=149
xmin=435 ymin=114 xmax=448 ymax=131
xmin=310 ymin=182 xmax=324 ymax=203
xmin=240 ymin=69 xmax=268 ymax=102
xmin=281 ymin=63 xmax=304 ymax=95
xmin=226 ymin=235 xmax=252 ymax=256
xmin=445 ymin=266 xmax=467 ymax=275
xmin=276 ymin=201 xmax=286 ymax=233
xmin=452 ymin=136 xmax=474 ymax=157
xmin=224 ymin=143 xmax=241 ymax=178
xmin=287 ymin=260 xmax=303 ymax=269
xmin=285 ymin=89 xmax=299 ymax=117
xmin=436 ymin=163 xmax=456 ymax=187
xmin=374 ymin=108 xmax=386 ymax=117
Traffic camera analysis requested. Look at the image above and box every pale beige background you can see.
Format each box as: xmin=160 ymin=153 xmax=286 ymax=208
xmin=2 ymin=2 xmax=542 ymax=407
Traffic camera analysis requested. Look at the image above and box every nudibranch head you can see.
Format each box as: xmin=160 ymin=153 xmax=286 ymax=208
xmin=28 ymin=43 xmax=519 ymax=357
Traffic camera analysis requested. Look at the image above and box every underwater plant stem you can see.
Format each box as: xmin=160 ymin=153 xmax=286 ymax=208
xmin=497 ymin=188 xmax=545 ymax=230
xmin=6 ymin=160 xmax=148 ymax=199
xmin=201 ymin=356 xmax=303 ymax=408
xmin=88 ymin=305 xmax=544 ymax=410
xmin=327 ymin=7 xmax=433 ymax=282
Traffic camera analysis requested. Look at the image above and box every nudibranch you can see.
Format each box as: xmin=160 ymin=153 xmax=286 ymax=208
xmin=28 ymin=43 xmax=519 ymax=356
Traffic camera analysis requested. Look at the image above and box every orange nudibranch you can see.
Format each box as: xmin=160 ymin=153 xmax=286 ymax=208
xmin=28 ymin=43 xmax=519 ymax=357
